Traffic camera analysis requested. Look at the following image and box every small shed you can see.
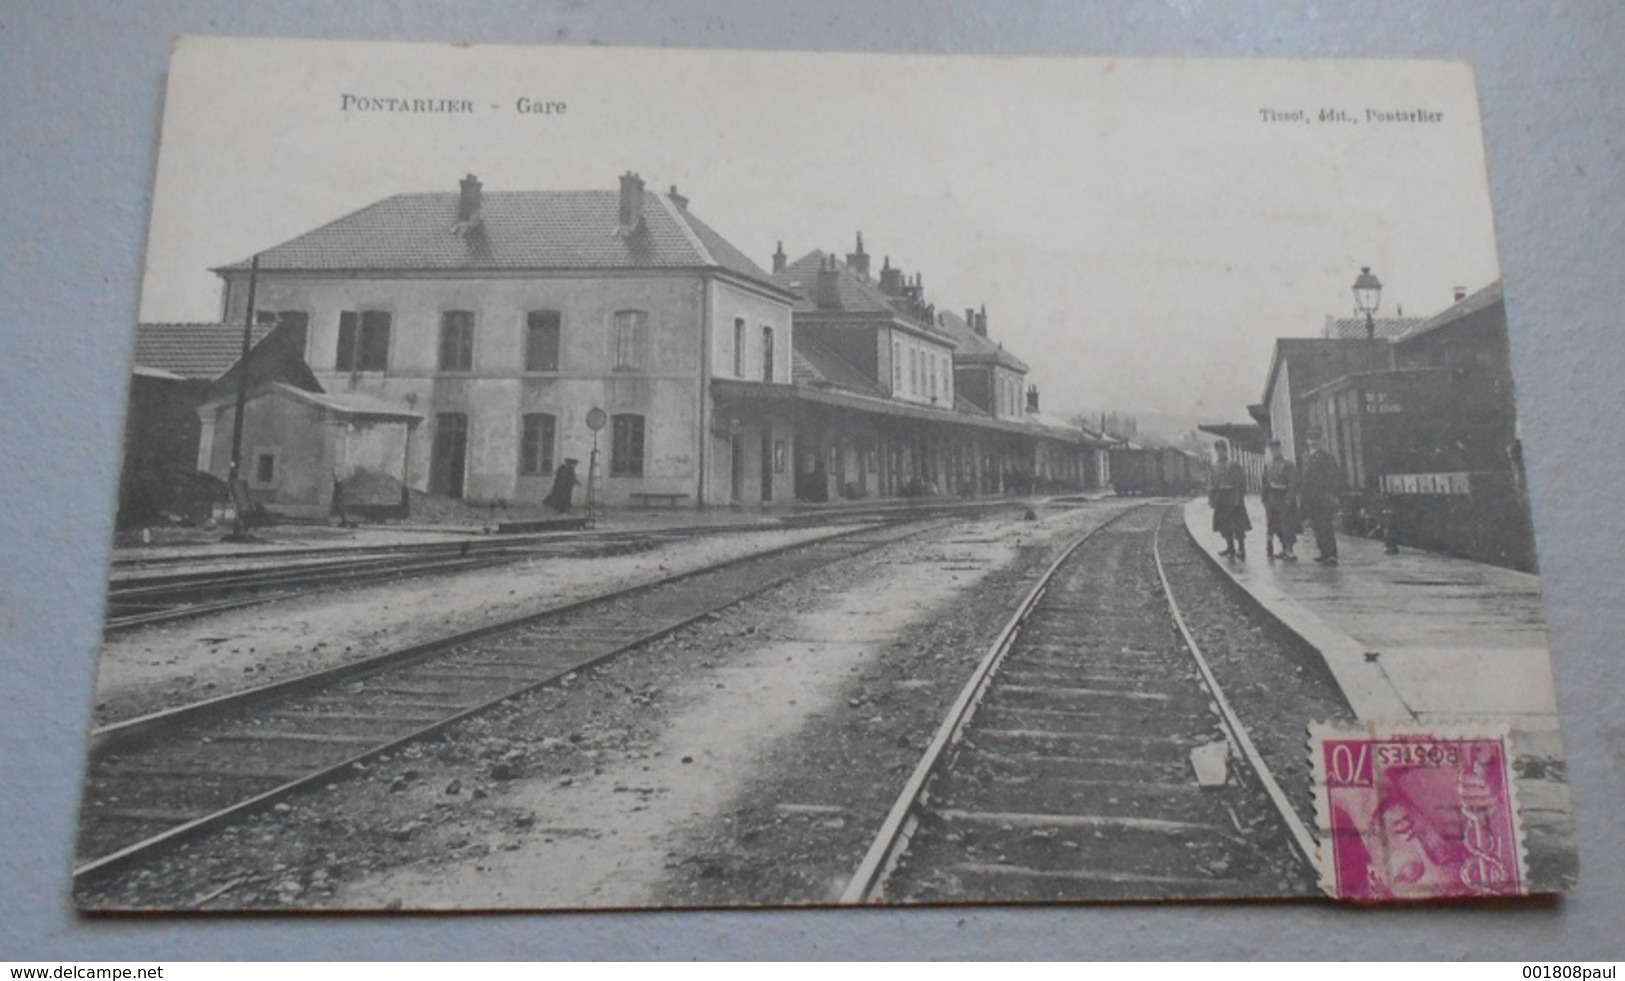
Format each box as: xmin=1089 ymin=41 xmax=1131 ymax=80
xmin=197 ymin=383 xmax=422 ymax=521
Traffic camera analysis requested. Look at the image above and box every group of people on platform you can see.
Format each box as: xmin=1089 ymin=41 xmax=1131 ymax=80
xmin=1208 ymin=429 xmax=1342 ymax=565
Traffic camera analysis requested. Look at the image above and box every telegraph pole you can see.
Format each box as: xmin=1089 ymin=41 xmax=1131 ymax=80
xmin=227 ymin=254 xmax=261 ymax=536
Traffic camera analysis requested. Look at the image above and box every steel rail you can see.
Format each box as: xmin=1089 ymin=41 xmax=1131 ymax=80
xmin=838 ymin=503 xmax=1147 ymax=904
xmin=75 ymin=517 xmax=952 ymax=885
xmin=841 ymin=503 xmax=1316 ymax=904
xmin=1154 ymin=513 xmax=1321 ymax=867
xmin=104 ymin=554 xmax=526 ymax=632
xmin=89 ymin=520 xmax=904 ymax=755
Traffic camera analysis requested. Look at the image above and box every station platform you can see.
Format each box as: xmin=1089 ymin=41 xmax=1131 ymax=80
xmin=1182 ymin=497 xmax=1560 ymax=736
xmin=1182 ymin=497 xmax=1573 ymax=878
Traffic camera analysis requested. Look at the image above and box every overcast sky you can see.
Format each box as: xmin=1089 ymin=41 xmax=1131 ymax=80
xmin=141 ymin=40 xmax=1500 ymax=424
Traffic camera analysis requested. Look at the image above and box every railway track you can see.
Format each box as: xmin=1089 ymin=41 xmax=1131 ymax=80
xmin=105 ymin=500 xmax=1019 ymax=633
xmin=75 ymin=516 xmax=951 ymax=886
xmin=102 ymin=536 xmax=673 ymax=633
xmin=842 ymin=504 xmax=1318 ymax=903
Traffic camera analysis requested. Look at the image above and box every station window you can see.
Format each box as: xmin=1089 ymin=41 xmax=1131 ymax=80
xmin=255 ymin=453 xmax=275 ymax=484
xmin=893 ymin=341 xmax=902 ymax=390
xmin=336 ymin=310 xmax=391 ymax=372
xmin=733 ymin=318 xmax=747 ymax=377
xmin=519 ymin=413 xmax=556 ymax=475
xmin=761 ymin=326 xmax=774 ymax=383
xmin=525 ymin=311 xmax=561 ymax=372
xmin=614 ymin=310 xmax=648 ymax=370
xmin=611 ymin=413 xmax=645 ymax=477
xmin=439 ymin=310 xmax=475 ymax=371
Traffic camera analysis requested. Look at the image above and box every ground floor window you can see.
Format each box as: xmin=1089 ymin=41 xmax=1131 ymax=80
xmin=519 ymin=413 xmax=556 ymax=475
xmin=611 ymin=413 xmax=644 ymax=476
xmin=253 ymin=451 xmax=276 ymax=486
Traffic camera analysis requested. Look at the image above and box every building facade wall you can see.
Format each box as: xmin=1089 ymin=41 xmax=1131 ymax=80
xmin=220 ymin=270 xmax=786 ymax=507
xmin=887 ymin=325 xmax=957 ymax=407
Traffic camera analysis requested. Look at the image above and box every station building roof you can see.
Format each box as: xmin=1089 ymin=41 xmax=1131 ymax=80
xmin=215 ymin=179 xmax=791 ymax=299
xmin=935 ymin=308 xmax=1029 ymax=373
xmin=773 ymin=250 xmax=954 ymax=343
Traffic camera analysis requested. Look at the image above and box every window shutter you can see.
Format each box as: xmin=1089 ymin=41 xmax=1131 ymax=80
xmin=336 ymin=312 xmax=358 ymax=371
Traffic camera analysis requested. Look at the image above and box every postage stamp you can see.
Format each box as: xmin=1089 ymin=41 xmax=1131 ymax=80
xmin=1310 ymin=722 xmax=1527 ymax=901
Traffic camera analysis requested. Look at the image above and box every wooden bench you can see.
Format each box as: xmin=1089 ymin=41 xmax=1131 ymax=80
xmin=628 ymin=492 xmax=691 ymax=509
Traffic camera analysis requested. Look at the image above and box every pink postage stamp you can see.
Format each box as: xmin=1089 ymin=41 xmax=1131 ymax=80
xmin=1310 ymin=723 xmax=1527 ymax=901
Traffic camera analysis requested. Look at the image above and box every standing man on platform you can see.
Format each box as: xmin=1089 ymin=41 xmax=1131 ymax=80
xmin=1261 ymin=439 xmax=1299 ymax=561
xmin=544 ymin=458 xmax=580 ymax=513
xmin=1208 ymin=440 xmax=1251 ymax=559
xmin=1300 ymin=428 xmax=1343 ymax=566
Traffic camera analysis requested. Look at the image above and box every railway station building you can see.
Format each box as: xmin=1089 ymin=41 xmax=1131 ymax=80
xmin=723 ymin=240 xmax=1108 ymax=502
xmin=195 ymin=174 xmax=1107 ymax=515
xmin=213 ymin=172 xmax=800 ymax=510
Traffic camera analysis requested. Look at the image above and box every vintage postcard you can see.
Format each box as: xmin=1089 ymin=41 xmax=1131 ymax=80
xmin=77 ymin=37 xmax=1575 ymax=910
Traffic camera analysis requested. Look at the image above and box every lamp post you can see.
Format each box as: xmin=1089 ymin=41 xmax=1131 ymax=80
xmin=1353 ymin=266 xmax=1382 ymax=340
xmin=1353 ymin=266 xmax=1400 ymax=554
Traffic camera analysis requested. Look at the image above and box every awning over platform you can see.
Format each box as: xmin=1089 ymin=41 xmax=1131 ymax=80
xmin=712 ymin=378 xmax=1100 ymax=444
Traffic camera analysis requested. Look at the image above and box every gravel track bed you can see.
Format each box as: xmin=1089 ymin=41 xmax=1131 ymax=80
xmin=90 ymin=525 xmax=847 ymax=727
xmin=1155 ymin=507 xmax=1356 ymax=861
xmin=75 ymin=505 xmax=1124 ymax=910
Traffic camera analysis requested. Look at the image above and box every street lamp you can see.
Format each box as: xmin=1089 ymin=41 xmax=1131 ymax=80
xmin=1353 ymin=266 xmax=1383 ymax=339
xmin=1353 ymin=266 xmax=1401 ymax=554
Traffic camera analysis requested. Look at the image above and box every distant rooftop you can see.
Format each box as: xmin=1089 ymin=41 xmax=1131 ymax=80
xmin=1322 ymin=314 xmax=1427 ymax=340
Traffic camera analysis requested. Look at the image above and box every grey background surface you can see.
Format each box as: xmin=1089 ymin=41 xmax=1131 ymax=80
xmin=2 ymin=0 xmax=1621 ymax=961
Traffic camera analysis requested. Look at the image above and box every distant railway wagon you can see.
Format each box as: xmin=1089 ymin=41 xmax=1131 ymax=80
xmin=1109 ymin=446 xmax=1207 ymax=497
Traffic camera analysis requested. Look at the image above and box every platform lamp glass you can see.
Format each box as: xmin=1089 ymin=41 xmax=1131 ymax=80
xmin=585 ymin=406 xmax=607 ymax=527
xmin=1353 ymin=266 xmax=1383 ymax=340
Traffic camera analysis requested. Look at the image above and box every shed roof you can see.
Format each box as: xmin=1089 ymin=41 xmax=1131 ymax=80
xmin=200 ymin=382 xmax=422 ymax=423
xmin=133 ymin=323 xmax=277 ymax=380
xmin=1396 ymin=280 xmax=1504 ymax=347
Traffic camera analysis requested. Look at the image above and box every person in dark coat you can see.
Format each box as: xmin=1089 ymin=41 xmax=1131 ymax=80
xmin=1261 ymin=439 xmax=1299 ymax=561
xmin=543 ymin=458 xmax=579 ymax=513
xmin=1299 ymin=429 xmax=1343 ymax=565
xmin=1207 ymin=440 xmax=1251 ymax=559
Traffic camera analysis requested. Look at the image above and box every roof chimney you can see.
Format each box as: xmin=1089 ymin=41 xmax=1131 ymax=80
xmin=618 ymin=171 xmax=646 ymax=235
xmin=975 ymin=305 xmax=988 ymax=337
xmin=456 ymin=173 xmax=483 ymax=226
xmin=965 ymin=308 xmax=977 ymax=333
xmin=772 ymin=241 xmax=787 ymax=274
xmin=814 ymin=255 xmax=842 ymax=310
xmin=1453 ymin=285 xmax=1467 ymax=302
xmin=878 ymin=256 xmax=902 ymax=296
xmin=845 ymin=232 xmax=870 ymax=278
xmin=1026 ymin=385 xmax=1039 ymax=413
xmin=668 ymin=184 xmax=688 ymax=210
